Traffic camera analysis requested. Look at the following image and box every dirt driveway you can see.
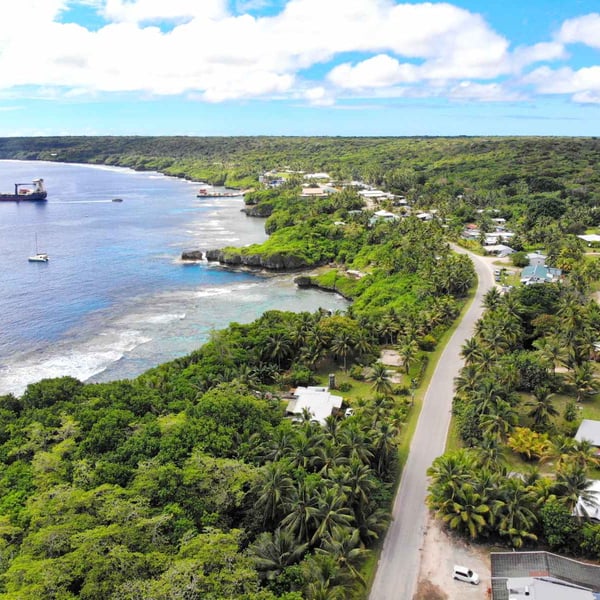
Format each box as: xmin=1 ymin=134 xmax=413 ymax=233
xmin=415 ymin=514 xmax=491 ymax=599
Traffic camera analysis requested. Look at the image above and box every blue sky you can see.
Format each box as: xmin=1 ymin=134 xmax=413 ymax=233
xmin=0 ymin=0 xmax=599 ymax=136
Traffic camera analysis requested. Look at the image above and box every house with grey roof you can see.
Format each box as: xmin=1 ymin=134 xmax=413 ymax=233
xmin=575 ymin=419 xmax=600 ymax=450
xmin=491 ymin=551 xmax=600 ymax=600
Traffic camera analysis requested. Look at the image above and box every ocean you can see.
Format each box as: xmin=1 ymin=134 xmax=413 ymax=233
xmin=0 ymin=160 xmax=348 ymax=396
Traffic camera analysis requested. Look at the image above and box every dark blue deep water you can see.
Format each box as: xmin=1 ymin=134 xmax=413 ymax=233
xmin=0 ymin=161 xmax=347 ymax=394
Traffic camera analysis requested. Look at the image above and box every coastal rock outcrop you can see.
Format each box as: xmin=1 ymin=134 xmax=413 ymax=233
xmin=181 ymin=250 xmax=204 ymax=260
xmin=241 ymin=203 xmax=274 ymax=217
xmin=205 ymin=249 xmax=321 ymax=271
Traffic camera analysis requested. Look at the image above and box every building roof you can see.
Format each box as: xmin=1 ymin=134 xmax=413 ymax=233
xmin=304 ymin=172 xmax=330 ymax=179
xmin=286 ymin=386 xmax=343 ymax=424
xmin=506 ymin=577 xmax=595 ymax=599
xmin=575 ymin=419 xmax=600 ymax=446
xmin=573 ymin=479 xmax=600 ymax=521
xmin=579 ymin=234 xmax=600 ymax=244
xmin=520 ymin=264 xmax=562 ymax=283
xmin=300 ymin=187 xmax=329 ymax=197
xmin=491 ymin=551 xmax=600 ymax=600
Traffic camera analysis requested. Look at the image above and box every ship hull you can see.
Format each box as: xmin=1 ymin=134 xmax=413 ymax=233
xmin=0 ymin=192 xmax=47 ymax=202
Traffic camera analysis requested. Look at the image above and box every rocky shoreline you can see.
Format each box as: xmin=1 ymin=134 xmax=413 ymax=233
xmin=181 ymin=248 xmax=327 ymax=272
xmin=180 ymin=249 xmax=353 ymax=298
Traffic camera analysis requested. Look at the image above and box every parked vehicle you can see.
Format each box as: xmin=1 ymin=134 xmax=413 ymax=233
xmin=453 ymin=565 xmax=480 ymax=585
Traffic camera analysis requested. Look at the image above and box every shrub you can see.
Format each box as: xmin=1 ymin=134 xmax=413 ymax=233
xmin=418 ymin=334 xmax=437 ymax=351
xmin=349 ymin=365 xmax=365 ymax=380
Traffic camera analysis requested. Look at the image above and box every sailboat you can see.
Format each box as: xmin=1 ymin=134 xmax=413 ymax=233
xmin=28 ymin=234 xmax=49 ymax=262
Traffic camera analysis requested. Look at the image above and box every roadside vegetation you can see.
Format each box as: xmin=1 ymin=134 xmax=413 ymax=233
xmin=1 ymin=135 xmax=600 ymax=597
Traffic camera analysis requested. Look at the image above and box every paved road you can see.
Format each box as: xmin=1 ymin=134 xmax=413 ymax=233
xmin=369 ymin=249 xmax=495 ymax=600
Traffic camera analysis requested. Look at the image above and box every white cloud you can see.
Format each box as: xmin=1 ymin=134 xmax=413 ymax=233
xmin=328 ymin=55 xmax=419 ymax=89
xmin=557 ymin=13 xmax=600 ymax=49
xmin=0 ymin=1 xmax=594 ymax=106
xmin=511 ymin=42 xmax=566 ymax=71
xmin=449 ymin=81 xmax=524 ymax=102
xmin=102 ymin=0 xmax=228 ymax=23
xmin=524 ymin=65 xmax=600 ymax=94
xmin=303 ymin=86 xmax=335 ymax=106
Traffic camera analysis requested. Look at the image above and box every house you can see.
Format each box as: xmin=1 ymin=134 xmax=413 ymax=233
xmin=526 ymin=252 xmax=547 ymax=266
xmin=578 ymin=234 xmax=600 ymax=245
xmin=370 ymin=210 xmax=400 ymax=225
xmin=300 ymin=186 xmax=329 ymax=198
xmin=358 ymin=189 xmax=395 ymax=201
xmin=416 ymin=212 xmax=433 ymax=221
xmin=303 ymin=172 xmax=330 ymax=180
xmin=520 ymin=264 xmax=562 ymax=285
xmin=286 ymin=386 xmax=343 ymax=424
xmin=484 ymin=231 xmax=515 ymax=246
xmin=490 ymin=551 xmax=600 ymax=600
xmin=575 ymin=419 xmax=600 ymax=451
xmin=485 ymin=244 xmax=515 ymax=258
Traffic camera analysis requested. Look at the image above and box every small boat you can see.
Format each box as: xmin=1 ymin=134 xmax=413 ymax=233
xmin=111 ymin=198 xmax=123 ymax=202
xmin=28 ymin=253 xmax=49 ymax=263
xmin=28 ymin=234 xmax=49 ymax=262
xmin=0 ymin=178 xmax=47 ymax=202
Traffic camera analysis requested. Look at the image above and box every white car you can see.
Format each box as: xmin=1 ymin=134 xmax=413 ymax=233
xmin=453 ymin=565 xmax=480 ymax=585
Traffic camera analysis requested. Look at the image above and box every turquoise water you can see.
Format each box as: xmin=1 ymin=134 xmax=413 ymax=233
xmin=0 ymin=161 xmax=348 ymax=395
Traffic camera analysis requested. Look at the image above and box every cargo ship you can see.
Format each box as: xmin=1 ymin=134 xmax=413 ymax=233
xmin=0 ymin=178 xmax=47 ymax=201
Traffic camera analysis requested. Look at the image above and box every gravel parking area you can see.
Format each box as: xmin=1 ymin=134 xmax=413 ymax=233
xmin=414 ymin=514 xmax=491 ymax=600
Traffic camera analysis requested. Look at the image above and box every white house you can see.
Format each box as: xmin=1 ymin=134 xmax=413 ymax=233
xmin=578 ymin=234 xmax=600 ymax=245
xmin=370 ymin=210 xmax=400 ymax=224
xmin=286 ymin=386 xmax=343 ymax=425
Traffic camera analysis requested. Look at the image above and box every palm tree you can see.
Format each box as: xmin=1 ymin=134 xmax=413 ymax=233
xmin=427 ymin=450 xmax=477 ymax=503
xmin=311 ymin=439 xmax=348 ymax=477
xmin=480 ymin=401 xmax=517 ymax=442
xmin=316 ymin=527 xmax=368 ymax=586
xmin=372 ymin=421 xmax=399 ymax=478
xmin=353 ymin=330 xmax=375 ymax=360
xmin=367 ymin=362 xmax=393 ymax=397
xmin=454 ymin=364 xmax=480 ymax=398
xmin=281 ymin=479 xmax=321 ymax=544
xmin=260 ymin=426 xmax=298 ymax=462
xmin=263 ymin=331 xmax=293 ymax=368
xmin=255 ymin=462 xmax=295 ymax=527
xmin=331 ymin=331 xmax=354 ymax=371
xmin=567 ymin=361 xmax=598 ymax=402
xmin=440 ymin=482 xmax=491 ymax=539
xmin=532 ymin=335 xmax=562 ymax=375
xmin=527 ymin=386 xmax=558 ymax=431
xmin=398 ymin=338 xmax=419 ymax=374
xmin=495 ymin=478 xmax=538 ymax=548
xmin=311 ymin=486 xmax=355 ymax=546
xmin=554 ymin=463 xmax=596 ymax=512
xmin=249 ymin=528 xmax=308 ymax=581
xmin=338 ymin=423 xmax=374 ymax=466
xmin=483 ymin=286 xmax=502 ymax=310
xmin=301 ymin=554 xmax=351 ymax=600
xmin=460 ymin=338 xmax=482 ymax=367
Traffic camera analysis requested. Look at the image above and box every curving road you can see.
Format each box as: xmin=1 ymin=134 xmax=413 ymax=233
xmin=369 ymin=248 xmax=495 ymax=600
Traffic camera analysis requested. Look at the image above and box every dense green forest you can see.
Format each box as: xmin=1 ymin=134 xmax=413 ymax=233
xmin=2 ymin=136 xmax=600 ymax=597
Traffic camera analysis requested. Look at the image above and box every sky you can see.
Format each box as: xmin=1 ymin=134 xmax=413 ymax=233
xmin=0 ymin=0 xmax=600 ymax=136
